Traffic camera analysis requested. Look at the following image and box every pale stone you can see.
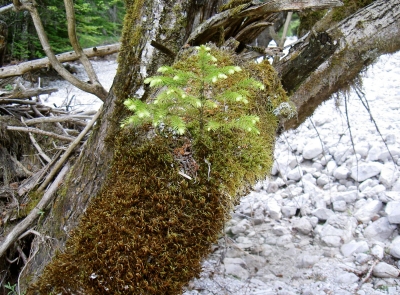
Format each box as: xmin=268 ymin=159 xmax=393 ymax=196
xmin=312 ymin=208 xmax=334 ymax=221
xmin=292 ymin=217 xmax=313 ymax=235
xmin=379 ymin=162 xmax=399 ymax=188
xmin=317 ymin=174 xmax=330 ymax=186
xmin=340 ymin=240 xmax=369 ymax=257
xmin=287 ymin=167 xmax=303 ymax=181
xmin=334 ymin=166 xmax=350 ymax=180
xmin=373 ymin=262 xmax=400 ymax=278
xmin=366 ymin=145 xmax=381 ymax=162
xmin=364 ymin=217 xmax=397 ymax=242
xmin=296 ymin=254 xmax=320 ymax=268
xmin=350 ymin=162 xmax=383 ymax=182
xmin=336 ymin=272 xmax=359 ymax=284
xmin=265 ymin=198 xmax=281 ymax=220
xmin=389 ymin=236 xmax=400 ymax=259
xmin=224 ymin=263 xmax=250 ymax=279
xmin=371 ymin=244 xmax=384 ymax=259
xmin=333 ymin=200 xmax=347 ymax=212
xmin=354 ymin=200 xmax=382 ymax=223
xmin=303 ymin=138 xmax=324 ymax=160
xmin=385 ymin=201 xmax=400 ymax=224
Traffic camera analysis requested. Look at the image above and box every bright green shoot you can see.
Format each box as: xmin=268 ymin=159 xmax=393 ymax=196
xmin=121 ymin=45 xmax=265 ymax=136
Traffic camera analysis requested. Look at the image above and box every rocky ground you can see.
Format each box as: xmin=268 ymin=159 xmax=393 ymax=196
xmin=42 ymin=50 xmax=400 ymax=295
xmin=183 ymin=52 xmax=400 ymax=295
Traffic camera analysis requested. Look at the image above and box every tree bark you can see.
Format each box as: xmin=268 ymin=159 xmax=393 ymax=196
xmin=7 ymin=0 xmax=400 ymax=293
xmin=278 ymin=0 xmax=400 ymax=130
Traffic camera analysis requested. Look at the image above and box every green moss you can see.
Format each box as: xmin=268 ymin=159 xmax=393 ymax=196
xmin=219 ymin=0 xmax=251 ymax=12
xmin=298 ymin=9 xmax=327 ymax=37
xmin=28 ymin=46 xmax=288 ymax=294
xmin=331 ymin=0 xmax=375 ymax=22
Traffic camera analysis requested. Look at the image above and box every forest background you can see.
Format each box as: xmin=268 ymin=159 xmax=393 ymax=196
xmin=0 ymin=0 xmax=124 ymax=62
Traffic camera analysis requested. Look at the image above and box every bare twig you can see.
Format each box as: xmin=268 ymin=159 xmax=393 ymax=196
xmin=0 ymin=163 xmax=70 ymax=258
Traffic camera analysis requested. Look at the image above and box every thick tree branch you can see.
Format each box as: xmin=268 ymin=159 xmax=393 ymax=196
xmin=280 ymin=0 xmax=400 ymax=130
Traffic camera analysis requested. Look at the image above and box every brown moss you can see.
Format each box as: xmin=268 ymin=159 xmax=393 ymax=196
xmin=28 ymin=46 xmax=288 ymax=294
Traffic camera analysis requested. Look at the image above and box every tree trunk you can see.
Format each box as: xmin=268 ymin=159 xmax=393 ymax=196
xmin=5 ymin=0 xmax=400 ymax=293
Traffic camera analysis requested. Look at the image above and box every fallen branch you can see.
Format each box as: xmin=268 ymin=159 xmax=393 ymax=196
xmin=24 ymin=115 xmax=88 ymax=126
xmin=6 ymin=126 xmax=75 ymax=142
xmin=37 ymin=105 xmax=103 ymax=192
xmin=0 ymin=163 xmax=70 ymax=259
xmin=0 ymin=88 xmax=58 ymax=99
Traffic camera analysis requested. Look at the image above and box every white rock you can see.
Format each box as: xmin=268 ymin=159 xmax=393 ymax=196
xmin=272 ymin=154 xmax=297 ymax=176
xmin=354 ymin=142 xmax=370 ymax=158
xmin=334 ymin=166 xmax=350 ymax=180
xmin=281 ymin=206 xmax=297 ymax=217
xmin=378 ymin=147 xmax=400 ymax=162
xmin=312 ymin=208 xmax=334 ymax=221
xmin=359 ymin=179 xmax=377 ymax=192
xmin=386 ymin=201 xmax=400 ymax=224
xmin=320 ymin=154 xmax=333 ymax=166
xmin=333 ymin=200 xmax=347 ymax=212
xmin=325 ymin=160 xmax=337 ymax=176
xmin=296 ymin=254 xmax=320 ymax=268
xmin=354 ymin=200 xmax=382 ymax=223
xmin=266 ymin=181 xmax=279 ymax=193
xmin=355 ymin=253 xmax=372 ymax=264
xmin=340 ymin=240 xmax=369 ymax=257
xmin=292 ymin=217 xmax=313 ymax=235
xmin=350 ymin=162 xmax=383 ymax=182
xmin=224 ymin=263 xmax=250 ymax=279
xmin=230 ymin=219 xmax=251 ymax=235
xmin=272 ymin=226 xmax=291 ymax=236
xmin=389 ymin=236 xmax=400 ymax=258
xmin=265 ymin=198 xmax=281 ymax=220
xmin=364 ymin=217 xmax=397 ymax=242
xmin=303 ymin=138 xmax=324 ymax=160
xmin=287 ymin=167 xmax=303 ymax=181
xmin=366 ymin=145 xmax=381 ymax=162
xmin=317 ymin=174 xmax=330 ymax=186
xmin=379 ymin=162 xmax=399 ymax=188
xmin=332 ymin=190 xmax=358 ymax=203
xmin=362 ymin=184 xmax=386 ymax=198
xmin=334 ymin=146 xmax=352 ymax=165
xmin=336 ymin=272 xmax=359 ymax=285
xmin=385 ymin=191 xmax=400 ymax=201
xmin=373 ymin=262 xmax=400 ymax=278
xmin=392 ymin=178 xmax=400 ymax=191
xmin=371 ymin=244 xmax=384 ymax=259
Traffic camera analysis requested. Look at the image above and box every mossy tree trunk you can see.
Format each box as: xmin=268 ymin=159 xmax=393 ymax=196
xmin=6 ymin=0 xmax=400 ymax=293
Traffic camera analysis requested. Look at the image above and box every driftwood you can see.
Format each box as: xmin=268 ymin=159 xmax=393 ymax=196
xmin=0 ymin=87 xmax=58 ymax=99
xmin=0 ymin=43 xmax=120 ymax=79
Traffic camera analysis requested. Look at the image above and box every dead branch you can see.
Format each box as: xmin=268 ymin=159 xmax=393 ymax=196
xmin=0 ymin=163 xmax=70 ymax=259
xmin=24 ymin=115 xmax=88 ymax=126
xmin=17 ymin=151 xmax=62 ymax=196
xmin=0 ymin=3 xmax=13 ymax=14
xmin=6 ymin=126 xmax=75 ymax=142
xmin=37 ymin=105 xmax=103 ymax=192
xmin=0 ymin=43 xmax=119 ymax=79
xmin=0 ymin=88 xmax=58 ymax=99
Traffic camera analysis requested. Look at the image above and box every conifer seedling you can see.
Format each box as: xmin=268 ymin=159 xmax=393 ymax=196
xmin=122 ymin=45 xmax=265 ymax=136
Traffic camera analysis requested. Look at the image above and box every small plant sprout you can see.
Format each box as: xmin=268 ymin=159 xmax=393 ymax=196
xmin=122 ymin=44 xmax=265 ymax=136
